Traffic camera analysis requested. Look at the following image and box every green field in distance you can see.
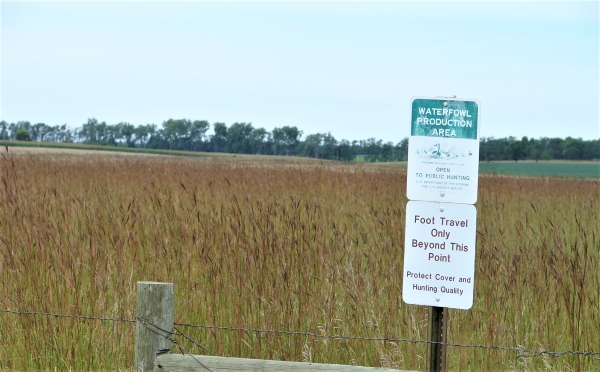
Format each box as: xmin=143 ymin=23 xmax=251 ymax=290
xmin=479 ymin=161 xmax=600 ymax=179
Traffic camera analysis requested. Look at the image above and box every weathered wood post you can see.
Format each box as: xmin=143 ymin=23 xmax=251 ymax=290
xmin=134 ymin=281 xmax=174 ymax=372
xmin=426 ymin=306 xmax=448 ymax=372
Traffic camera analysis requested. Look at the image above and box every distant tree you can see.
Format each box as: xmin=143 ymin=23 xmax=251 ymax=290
xmin=397 ymin=138 xmax=409 ymax=161
xmin=16 ymin=129 xmax=31 ymax=141
xmin=30 ymin=123 xmax=42 ymax=141
xmin=528 ymin=138 xmax=544 ymax=162
xmin=364 ymin=138 xmax=383 ymax=162
xmin=249 ymin=127 xmax=270 ymax=155
xmin=546 ymin=138 xmax=564 ymax=159
xmin=79 ymin=118 xmax=99 ymax=143
xmin=49 ymin=124 xmax=70 ymax=142
xmin=480 ymin=138 xmax=491 ymax=161
xmin=282 ymin=126 xmax=302 ymax=155
xmin=0 ymin=121 xmax=8 ymax=140
xmin=103 ymin=123 xmax=118 ymax=146
xmin=162 ymin=119 xmax=190 ymax=150
xmin=582 ymin=139 xmax=600 ymax=160
xmin=96 ymin=121 xmax=108 ymax=144
xmin=336 ymin=139 xmax=355 ymax=162
xmin=189 ymin=120 xmax=210 ymax=151
xmin=320 ymin=133 xmax=337 ymax=160
xmin=135 ymin=124 xmax=156 ymax=148
xmin=272 ymin=126 xmax=302 ymax=155
xmin=8 ymin=121 xmax=31 ymax=140
xmin=37 ymin=123 xmax=53 ymax=142
xmin=227 ymin=122 xmax=254 ymax=153
xmin=480 ymin=137 xmax=510 ymax=161
xmin=61 ymin=125 xmax=74 ymax=143
xmin=210 ymin=122 xmax=228 ymax=152
xmin=118 ymin=122 xmax=136 ymax=147
xmin=302 ymin=133 xmax=323 ymax=158
xmin=350 ymin=140 xmax=361 ymax=157
xmin=562 ymin=137 xmax=583 ymax=160
xmin=271 ymin=127 xmax=286 ymax=155
xmin=380 ymin=141 xmax=395 ymax=162
xmin=506 ymin=138 xmax=526 ymax=162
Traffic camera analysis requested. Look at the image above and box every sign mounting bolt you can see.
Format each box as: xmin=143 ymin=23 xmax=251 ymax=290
xmin=439 ymin=207 xmax=444 ymax=212
xmin=436 ymin=297 xmax=440 ymax=302
xmin=440 ymin=191 xmax=445 ymax=197
xmin=443 ymin=102 xmax=448 ymax=107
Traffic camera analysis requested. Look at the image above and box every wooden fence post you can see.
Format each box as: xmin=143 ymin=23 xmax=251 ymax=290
xmin=134 ymin=281 xmax=174 ymax=372
xmin=426 ymin=306 xmax=448 ymax=372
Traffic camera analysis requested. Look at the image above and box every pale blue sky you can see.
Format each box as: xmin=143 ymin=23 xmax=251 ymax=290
xmin=2 ymin=1 xmax=598 ymax=142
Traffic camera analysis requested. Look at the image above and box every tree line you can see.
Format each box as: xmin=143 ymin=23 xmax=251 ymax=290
xmin=2 ymin=119 xmax=598 ymax=162
xmin=480 ymin=136 xmax=599 ymax=162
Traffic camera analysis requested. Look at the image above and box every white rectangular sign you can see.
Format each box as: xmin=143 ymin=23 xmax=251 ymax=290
xmin=406 ymin=98 xmax=480 ymax=204
xmin=402 ymin=200 xmax=476 ymax=309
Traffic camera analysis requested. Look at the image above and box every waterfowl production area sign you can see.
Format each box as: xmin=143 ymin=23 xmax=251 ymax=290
xmin=406 ymin=97 xmax=480 ymax=205
xmin=403 ymin=97 xmax=480 ymax=310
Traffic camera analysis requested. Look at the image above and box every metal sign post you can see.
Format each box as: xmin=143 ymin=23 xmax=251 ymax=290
xmin=403 ymin=96 xmax=480 ymax=372
xmin=427 ymin=306 xmax=448 ymax=372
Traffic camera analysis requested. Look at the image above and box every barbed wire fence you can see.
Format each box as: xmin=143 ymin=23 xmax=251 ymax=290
xmin=1 ymin=308 xmax=599 ymax=364
xmin=136 ymin=315 xmax=212 ymax=371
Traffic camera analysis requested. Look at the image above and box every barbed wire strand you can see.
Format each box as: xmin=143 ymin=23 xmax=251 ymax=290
xmin=173 ymin=322 xmax=600 ymax=360
xmin=136 ymin=316 xmax=212 ymax=372
xmin=0 ymin=309 xmax=135 ymax=323
xmin=174 ymin=325 xmax=215 ymax=356
xmin=1 ymin=308 xmax=598 ymax=361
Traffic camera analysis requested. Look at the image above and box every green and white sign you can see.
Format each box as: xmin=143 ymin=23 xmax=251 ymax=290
xmin=407 ymin=97 xmax=480 ymax=205
xmin=411 ymin=99 xmax=478 ymax=139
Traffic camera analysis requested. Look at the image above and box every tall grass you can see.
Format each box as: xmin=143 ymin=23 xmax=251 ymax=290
xmin=0 ymin=152 xmax=598 ymax=370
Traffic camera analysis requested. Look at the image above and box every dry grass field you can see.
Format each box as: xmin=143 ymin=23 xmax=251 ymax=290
xmin=5 ymin=144 xmax=166 ymax=157
xmin=0 ymin=147 xmax=598 ymax=371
